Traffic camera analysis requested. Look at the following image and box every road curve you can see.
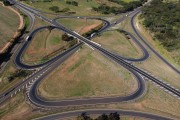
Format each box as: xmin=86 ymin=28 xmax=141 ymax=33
xmin=28 ymin=59 xmax=145 ymax=107
xmin=14 ymin=16 xmax=112 ymax=70
xmin=35 ymin=109 xmax=173 ymax=120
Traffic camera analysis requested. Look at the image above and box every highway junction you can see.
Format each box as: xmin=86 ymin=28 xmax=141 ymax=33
xmin=0 ymin=0 xmax=180 ymax=119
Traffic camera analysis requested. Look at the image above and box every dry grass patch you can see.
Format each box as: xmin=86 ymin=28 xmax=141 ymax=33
xmin=38 ymin=46 xmax=137 ymax=100
xmin=23 ymin=28 xmax=76 ymax=65
xmin=0 ymin=4 xmax=19 ymax=49
xmin=0 ymin=92 xmax=32 ymax=120
xmin=0 ymin=92 xmax=45 ymax=120
xmin=57 ymin=18 xmax=102 ymax=34
xmin=106 ymin=82 xmax=180 ymax=119
xmin=93 ymin=30 xmax=142 ymax=59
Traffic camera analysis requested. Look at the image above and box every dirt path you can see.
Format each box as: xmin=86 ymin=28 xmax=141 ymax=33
xmin=0 ymin=2 xmax=24 ymax=53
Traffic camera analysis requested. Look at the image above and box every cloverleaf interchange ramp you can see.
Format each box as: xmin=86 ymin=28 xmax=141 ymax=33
xmin=1 ymin=0 xmax=180 ymax=119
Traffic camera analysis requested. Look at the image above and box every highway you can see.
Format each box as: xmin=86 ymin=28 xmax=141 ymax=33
xmin=0 ymin=0 xmax=180 ymax=119
xmin=9 ymin=0 xmax=179 ymax=104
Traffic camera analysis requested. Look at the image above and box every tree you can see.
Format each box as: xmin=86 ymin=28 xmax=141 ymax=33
xmin=60 ymin=7 xmax=70 ymax=12
xmin=49 ymin=6 xmax=59 ymax=13
xmin=62 ymin=34 xmax=73 ymax=41
xmin=96 ymin=113 xmax=108 ymax=120
xmin=108 ymin=112 xmax=120 ymax=120
xmin=140 ymin=0 xmax=180 ymax=51
xmin=77 ymin=112 xmax=92 ymax=120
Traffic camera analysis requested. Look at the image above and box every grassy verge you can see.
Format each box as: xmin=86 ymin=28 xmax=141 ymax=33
xmin=93 ymin=30 xmax=142 ymax=59
xmin=0 ymin=92 xmax=38 ymax=120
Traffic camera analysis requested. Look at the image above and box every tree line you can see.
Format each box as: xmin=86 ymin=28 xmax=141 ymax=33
xmin=8 ymin=70 xmax=32 ymax=82
xmin=92 ymin=0 xmax=147 ymax=14
xmin=140 ymin=0 xmax=180 ymax=51
xmin=77 ymin=112 xmax=120 ymax=120
xmin=66 ymin=0 xmax=78 ymax=6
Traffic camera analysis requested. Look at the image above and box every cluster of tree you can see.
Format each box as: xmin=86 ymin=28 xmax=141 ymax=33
xmin=49 ymin=6 xmax=70 ymax=13
xmin=8 ymin=70 xmax=32 ymax=82
xmin=108 ymin=0 xmax=147 ymax=6
xmin=92 ymin=4 xmax=122 ymax=14
xmin=93 ymin=0 xmax=147 ymax=14
xmin=66 ymin=0 xmax=78 ymax=6
xmin=62 ymin=34 xmax=74 ymax=41
xmin=140 ymin=0 xmax=180 ymax=51
xmin=43 ymin=0 xmax=52 ymax=2
xmin=77 ymin=112 xmax=120 ymax=120
xmin=49 ymin=6 xmax=59 ymax=13
xmin=83 ymin=23 xmax=103 ymax=37
xmin=2 ymin=0 xmax=13 ymax=5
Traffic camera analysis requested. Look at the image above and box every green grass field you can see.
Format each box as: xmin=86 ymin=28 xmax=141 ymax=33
xmin=0 ymin=5 xmax=19 ymax=48
xmin=38 ymin=46 xmax=137 ymax=100
xmin=24 ymin=0 xmax=124 ymax=16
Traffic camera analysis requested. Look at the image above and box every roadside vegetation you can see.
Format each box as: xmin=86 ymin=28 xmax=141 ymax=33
xmin=140 ymin=0 xmax=180 ymax=65
xmin=23 ymin=0 xmax=100 ymax=16
xmin=76 ymin=112 xmax=120 ymax=120
xmin=24 ymin=0 xmax=146 ymax=16
xmin=93 ymin=0 xmax=147 ymax=14
xmin=0 ymin=58 xmax=33 ymax=93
